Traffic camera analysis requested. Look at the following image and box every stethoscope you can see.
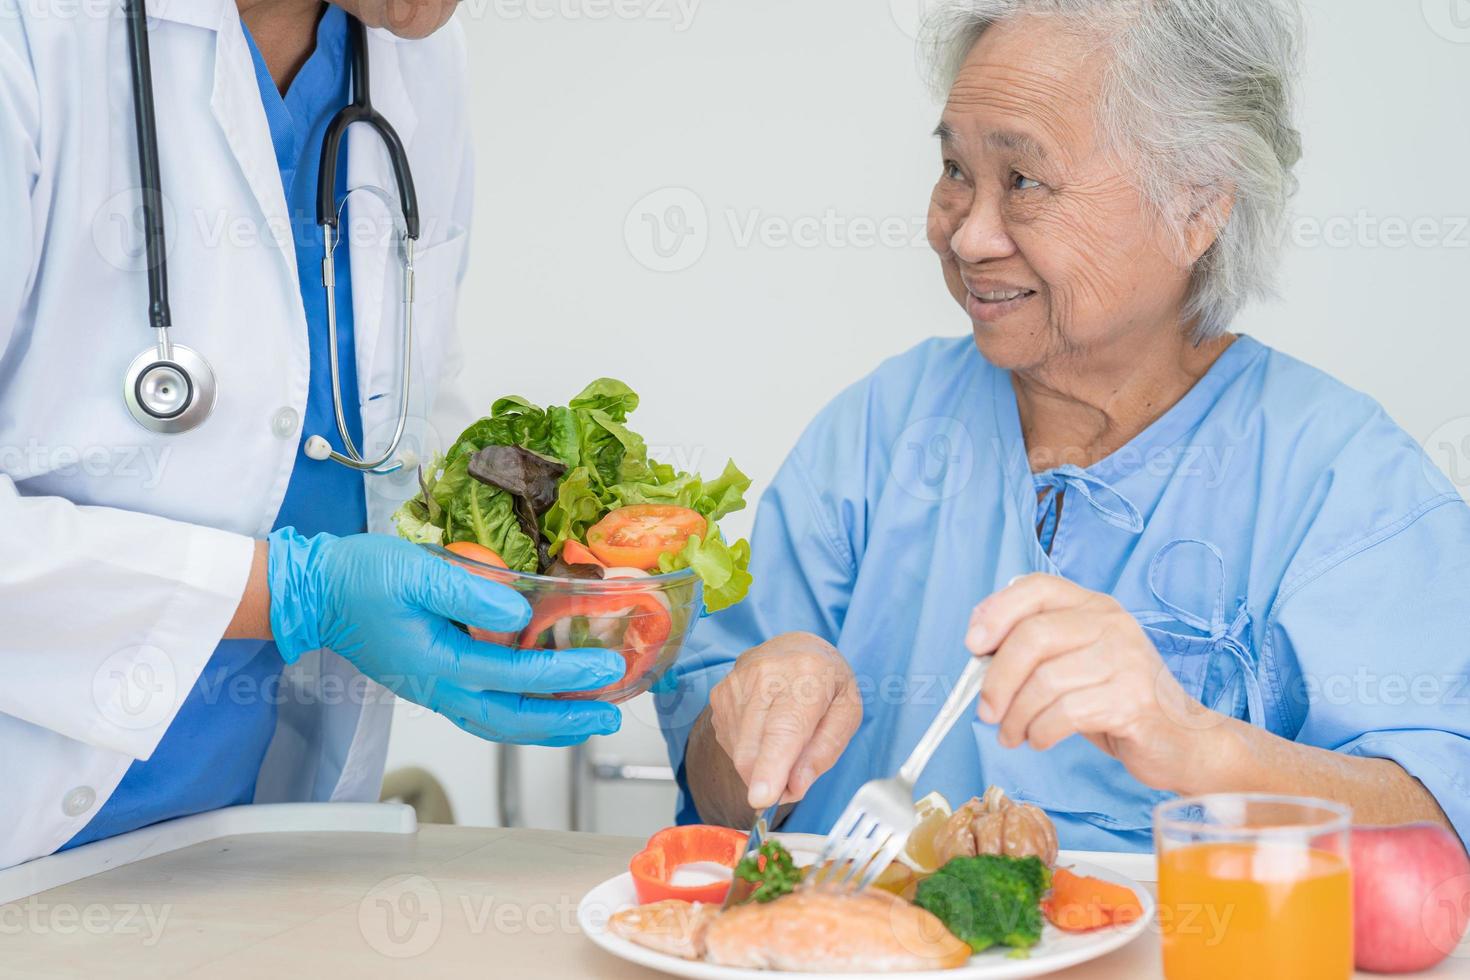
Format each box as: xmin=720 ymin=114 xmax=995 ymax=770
xmin=121 ymin=0 xmax=419 ymax=473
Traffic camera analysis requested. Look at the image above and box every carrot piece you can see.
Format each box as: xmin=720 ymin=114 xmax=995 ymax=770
xmin=561 ymin=540 xmax=605 ymax=568
xmin=1043 ymin=897 xmax=1111 ymax=931
xmin=1043 ymin=868 xmax=1144 ymax=932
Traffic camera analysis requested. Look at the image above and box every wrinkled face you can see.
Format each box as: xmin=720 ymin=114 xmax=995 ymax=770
xmin=331 ymin=0 xmax=458 ymax=38
xmin=927 ymin=17 xmax=1196 ymax=373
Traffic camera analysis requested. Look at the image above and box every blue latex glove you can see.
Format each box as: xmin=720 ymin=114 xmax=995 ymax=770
xmin=266 ymin=528 xmax=623 ymax=746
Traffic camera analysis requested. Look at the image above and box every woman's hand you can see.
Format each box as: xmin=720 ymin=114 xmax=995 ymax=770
xmin=707 ymin=633 xmax=863 ymax=810
xmin=966 ymin=574 xmax=1222 ymax=793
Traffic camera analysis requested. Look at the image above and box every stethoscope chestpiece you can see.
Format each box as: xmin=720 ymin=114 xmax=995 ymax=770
xmin=124 ymin=343 xmax=218 ymax=434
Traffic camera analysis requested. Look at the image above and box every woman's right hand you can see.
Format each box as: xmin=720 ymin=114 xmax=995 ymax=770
xmin=707 ymin=632 xmax=862 ymax=809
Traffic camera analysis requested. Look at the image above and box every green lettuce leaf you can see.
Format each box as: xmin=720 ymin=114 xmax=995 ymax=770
xmin=609 ymin=459 xmax=751 ymax=526
xmin=658 ymin=533 xmax=753 ymax=613
xmin=698 ymin=459 xmax=753 ymax=523
xmin=568 ymin=378 xmax=640 ymax=422
xmin=541 ymin=465 xmax=608 ymax=558
xmin=437 ymin=454 xmax=539 ymax=571
xmin=578 ymin=408 xmax=648 ymax=487
xmin=546 ymin=405 xmax=580 ymax=469
xmin=607 ymin=471 xmax=702 ymax=510
xmin=445 ymin=396 xmax=577 ymax=471
xmin=392 ymin=498 xmax=444 ymax=545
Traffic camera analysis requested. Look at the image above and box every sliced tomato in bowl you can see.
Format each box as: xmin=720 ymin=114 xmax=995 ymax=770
xmin=586 ymin=505 xmax=706 ymax=570
xmin=520 ymin=591 xmax=673 ymax=700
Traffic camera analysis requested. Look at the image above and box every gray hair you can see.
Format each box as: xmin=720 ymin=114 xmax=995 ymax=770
xmin=921 ymin=0 xmax=1303 ymax=338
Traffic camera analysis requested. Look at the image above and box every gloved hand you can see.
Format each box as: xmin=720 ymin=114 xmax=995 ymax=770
xmin=266 ymin=528 xmax=623 ymax=746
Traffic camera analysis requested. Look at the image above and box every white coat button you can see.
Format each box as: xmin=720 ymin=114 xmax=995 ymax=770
xmin=272 ymin=407 xmax=300 ymax=439
xmin=63 ymin=786 xmax=96 ymax=817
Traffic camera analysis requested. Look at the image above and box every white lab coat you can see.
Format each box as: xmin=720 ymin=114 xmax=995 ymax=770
xmin=0 ymin=0 xmax=475 ymax=869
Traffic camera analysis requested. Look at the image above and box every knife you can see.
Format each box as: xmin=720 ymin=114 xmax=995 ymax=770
xmin=722 ymin=799 xmax=781 ymax=910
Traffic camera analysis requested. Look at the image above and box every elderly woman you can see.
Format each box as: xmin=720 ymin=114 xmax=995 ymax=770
xmin=657 ymin=0 xmax=1469 ymax=853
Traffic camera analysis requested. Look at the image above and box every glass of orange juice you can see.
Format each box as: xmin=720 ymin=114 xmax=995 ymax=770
xmin=1155 ymin=794 xmax=1352 ymax=980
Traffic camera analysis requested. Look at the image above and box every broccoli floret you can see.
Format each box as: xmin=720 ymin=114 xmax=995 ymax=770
xmin=914 ymin=855 xmax=1052 ymax=954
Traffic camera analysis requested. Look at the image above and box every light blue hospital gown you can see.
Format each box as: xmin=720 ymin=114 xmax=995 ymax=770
xmin=657 ymin=335 xmax=1470 ymax=853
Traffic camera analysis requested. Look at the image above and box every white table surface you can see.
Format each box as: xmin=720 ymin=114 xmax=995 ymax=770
xmin=1 ymin=824 xmax=1465 ymax=979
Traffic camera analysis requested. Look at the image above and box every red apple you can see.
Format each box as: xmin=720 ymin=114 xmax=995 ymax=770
xmin=1351 ymin=823 xmax=1470 ymax=973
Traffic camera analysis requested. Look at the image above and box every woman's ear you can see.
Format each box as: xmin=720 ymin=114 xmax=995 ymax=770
xmin=1182 ymin=187 xmax=1236 ymax=265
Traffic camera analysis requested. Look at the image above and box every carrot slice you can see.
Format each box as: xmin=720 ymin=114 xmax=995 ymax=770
xmin=561 ymin=540 xmax=606 ymax=568
xmin=1043 ymin=868 xmax=1144 ymax=932
xmin=446 ymin=540 xmax=509 ymax=569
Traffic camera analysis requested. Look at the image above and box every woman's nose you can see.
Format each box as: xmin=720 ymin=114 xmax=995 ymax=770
xmin=950 ymin=193 xmax=1017 ymax=264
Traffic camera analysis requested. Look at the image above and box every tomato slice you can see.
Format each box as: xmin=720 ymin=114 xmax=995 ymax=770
xmin=445 ymin=540 xmax=509 ymax=569
xmin=586 ymin=505 xmax=707 ymax=570
xmin=519 ymin=591 xmax=673 ymax=699
xmin=560 ymin=540 xmax=606 ymax=568
xmin=629 ymin=825 xmax=749 ymax=905
xmin=442 ymin=541 xmax=516 ymax=644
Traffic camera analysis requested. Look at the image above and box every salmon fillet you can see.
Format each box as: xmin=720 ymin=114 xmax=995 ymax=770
xmin=608 ymin=899 xmax=716 ymax=960
xmin=703 ymin=889 xmax=972 ymax=973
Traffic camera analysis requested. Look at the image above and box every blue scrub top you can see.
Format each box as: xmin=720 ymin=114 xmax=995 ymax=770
xmin=65 ymin=6 xmax=366 ymax=849
xmin=658 ymin=334 xmax=1470 ymax=853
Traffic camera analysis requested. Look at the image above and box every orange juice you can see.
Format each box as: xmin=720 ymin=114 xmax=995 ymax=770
xmin=1158 ymin=842 xmax=1352 ymax=980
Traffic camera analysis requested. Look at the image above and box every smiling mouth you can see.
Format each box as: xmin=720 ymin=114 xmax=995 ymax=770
xmin=969 ymin=288 xmax=1037 ymax=303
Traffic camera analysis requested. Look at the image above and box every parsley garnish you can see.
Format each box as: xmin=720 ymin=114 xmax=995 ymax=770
xmin=733 ymin=840 xmax=801 ymax=903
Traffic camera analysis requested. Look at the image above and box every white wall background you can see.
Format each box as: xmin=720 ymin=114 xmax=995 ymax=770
xmin=384 ymin=0 xmax=1470 ymax=835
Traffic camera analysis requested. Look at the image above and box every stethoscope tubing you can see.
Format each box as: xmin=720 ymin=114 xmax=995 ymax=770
xmin=122 ymin=0 xmax=171 ymax=338
xmin=122 ymin=0 xmax=420 ymax=472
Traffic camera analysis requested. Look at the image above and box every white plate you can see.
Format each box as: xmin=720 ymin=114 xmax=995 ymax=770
xmin=577 ymin=834 xmax=1155 ymax=980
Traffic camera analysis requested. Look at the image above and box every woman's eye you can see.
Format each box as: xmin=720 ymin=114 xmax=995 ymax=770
xmin=1011 ymin=171 xmax=1042 ymax=191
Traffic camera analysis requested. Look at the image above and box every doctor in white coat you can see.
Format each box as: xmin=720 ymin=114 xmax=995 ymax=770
xmin=0 ymin=0 xmax=623 ymax=869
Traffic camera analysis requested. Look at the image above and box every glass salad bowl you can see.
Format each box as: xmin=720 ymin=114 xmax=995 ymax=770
xmin=427 ymin=543 xmax=703 ymax=704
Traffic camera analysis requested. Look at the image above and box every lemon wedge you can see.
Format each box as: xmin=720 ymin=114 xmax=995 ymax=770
xmin=897 ymin=791 xmax=953 ymax=873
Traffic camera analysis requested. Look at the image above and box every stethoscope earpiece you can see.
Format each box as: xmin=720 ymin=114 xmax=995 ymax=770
xmin=303 ymin=435 xmax=334 ymax=462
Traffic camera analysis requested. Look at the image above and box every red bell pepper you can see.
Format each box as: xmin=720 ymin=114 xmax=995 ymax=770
xmin=629 ymin=825 xmax=750 ymax=905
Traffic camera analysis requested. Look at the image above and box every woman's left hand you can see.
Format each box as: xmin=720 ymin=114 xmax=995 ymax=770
xmin=965 ymin=573 xmax=1226 ymax=793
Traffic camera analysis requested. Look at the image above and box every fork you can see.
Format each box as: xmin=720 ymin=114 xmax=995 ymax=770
xmin=805 ymin=654 xmax=991 ymax=893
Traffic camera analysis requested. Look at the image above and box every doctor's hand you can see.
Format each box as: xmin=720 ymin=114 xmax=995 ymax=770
xmin=965 ymin=574 xmax=1223 ymax=793
xmin=330 ymin=0 xmax=458 ymax=39
xmin=702 ymin=633 xmax=862 ymax=812
xmin=266 ymin=529 xmax=624 ymax=746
